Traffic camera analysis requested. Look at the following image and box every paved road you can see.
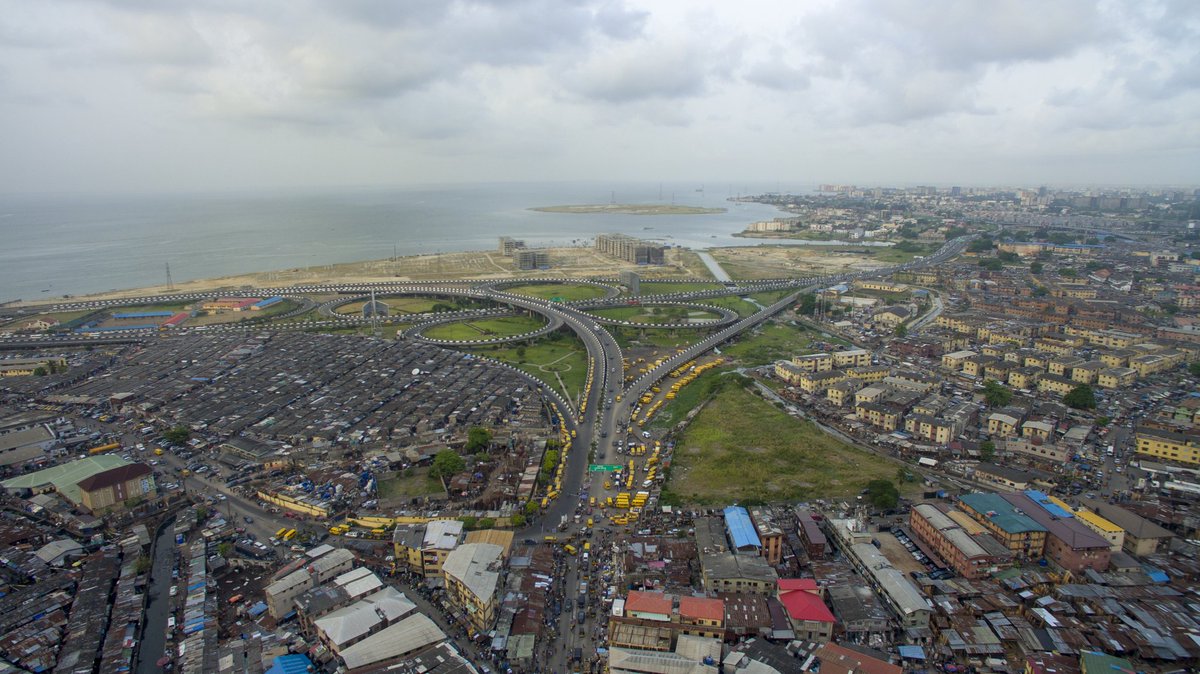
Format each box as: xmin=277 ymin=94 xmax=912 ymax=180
xmin=694 ymin=251 xmax=733 ymax=283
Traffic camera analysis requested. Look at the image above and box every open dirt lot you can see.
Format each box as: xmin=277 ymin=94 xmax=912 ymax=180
xmin=709 ymin=246 xmax=893 ymax=280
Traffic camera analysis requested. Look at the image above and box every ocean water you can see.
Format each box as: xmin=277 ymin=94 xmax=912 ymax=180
xmin=0 ymin=182 xmax=811 ymax=302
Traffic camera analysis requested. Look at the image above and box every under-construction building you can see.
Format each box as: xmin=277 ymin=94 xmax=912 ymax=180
xmin=499 ymin=237 xmax=526 ymax=255
xmin=595 ymin=233 xmax=665 ymax=265
xmin=515 ymin=249 xmax=550 ymax=270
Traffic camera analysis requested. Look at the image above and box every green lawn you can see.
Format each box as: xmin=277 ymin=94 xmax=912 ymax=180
xmin=612 ymin=327 xmax=710 ymax=351
xmin=423 ymin=315 xmax=546 ymax=340
xmin=469 ymin=334 xmax=589 ymax=402
xmin=638 ymin=281 xmax=726 ymax=295
xmin=334 ymin=296 xmax=476 ymax=315
xmin=749 ymin=290 xmax=796 ymax=306
xmin=649 ymin=368 xmax=732 ymax=430
xmin=377 ymin=467 xmax=447 ymax=500
xmin=696 ymin=295 xmax=760 ymax=317
xmin=505 ymin=283 xmax=610 ymax=302
xmin=664 ymin=385 xmax=908 ymax=505
xmin=722 ymin=322 xmax=817 ymax=366
xmin=589 ymin=305 xmax=721 ymax=324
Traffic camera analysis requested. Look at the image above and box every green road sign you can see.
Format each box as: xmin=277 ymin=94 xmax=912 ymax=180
xmin=588 ymin=464 xmax=621 ymax=472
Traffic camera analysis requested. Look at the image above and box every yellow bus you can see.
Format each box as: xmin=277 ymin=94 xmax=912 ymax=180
xmin=282 ymin=529 xmax=297 ymax=541
xmin=275 ymin=528 xmax=288 ymax=539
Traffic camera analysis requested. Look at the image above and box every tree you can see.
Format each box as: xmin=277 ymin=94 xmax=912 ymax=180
xmin=465 ymin=426 xmax=492 ymax=452
xmin=510 ymin=513 xmax=526 ymax=527
xmin=164 ymin=425 xmax=190 ymax=445
xmin=1059 ymin=267 xmax=1077 ymax=278
xmin=978 ymin=258 xmax=1003 ymax=271
xmin=894 ymin=323 xmax=908 ymax=337
xmin=1189 ymin=362 xmax=1200 ymax=377
xmin=1063 ymin=385 xmax=1097 ymax=410
xmin=967 ymin=237 xmax=994 ymax=253
xmin=217 ymin=542 xmax=233 ymax=558
xmin=430 ymin=449 xmax=466 ymax=480
xmin=864 ymin=479 xmax=899 ymax=510
xmin=33 ymin=367 xmax=47 ymax=377
xmin=459 ymin=515 xmax=478 ymax=530
xmin=477 ymin=517 xmax=495 ymax=530
xmin=1096 ymin=416 xmax=1110 ymax=427
xmin=982 ymin=379 xmax=1013 ymax=407
xmin=980 ymin=440 xmax=996 ymax=461
xmin=798 ymin=293 xmax=818 ymax=316
xmin=896 ymin=467 xmax=916 ymax=483
xmin=524 ymin=500 xmax=539 ymax=515
xmin=515 ymin=346 xmax=527 ymax=362
xmin=135 ymin=556 xmax=152 ymax=574
xmin=1030 ymin=261 xmax=1043 ymax=274
xmin=541 ymin=450 xmax=560 ymax=474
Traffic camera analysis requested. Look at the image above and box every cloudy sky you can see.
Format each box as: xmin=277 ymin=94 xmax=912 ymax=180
xmin=1 ymin=0 xmax=1197 ymax=193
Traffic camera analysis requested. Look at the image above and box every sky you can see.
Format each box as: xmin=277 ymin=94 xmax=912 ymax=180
xmin=0 ymin=0 xmax=1197 ymax=194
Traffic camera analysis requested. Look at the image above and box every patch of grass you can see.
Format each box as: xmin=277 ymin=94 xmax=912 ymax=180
xmin=748 ymin=290 xmax=796 ymax=306
xmin=423 ymin=315 xmax=546 ymax=340
xmin=697 ymin=295 xmax=759 ymax=317
xmin=650 ymin=368 xmax=734 ymax=430
xmin=638 ymin=281 xmax=726 ymax=295
xmin=612 ymin=327 xmax=709 ymax=351
xmin=589 ymin=306 xmax=721 ymax=324
xmin=377 ymin=467 xmax=447 ymax=499
xmin=722 ymin=322 xmax=816 ymax=366
xmin=505 ymin=283 xmax=610 ymax=302
xmin=469 ymin=333 xmax=590 ymax=402
xmin=665 ymin=386 xmax=907 ymax=505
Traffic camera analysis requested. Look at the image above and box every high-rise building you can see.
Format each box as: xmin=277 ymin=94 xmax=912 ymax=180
xmin=595 ymin=233 xmax=664 ymax=265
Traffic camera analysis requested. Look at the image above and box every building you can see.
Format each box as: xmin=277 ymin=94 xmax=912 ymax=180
xmin=1135 ymin=425 xmax=1200 ymax=466
xmin=611 ymin=591 xmax=726 ymax=643
xmin=265 ymin=548 xmax=356 ymax=618
xmin=796 ymin=510 xmax=827 ymax=560
xmin=1078 ymin=498 xmax=1174 ymax=556
xmin=441 ymin=543 xmax=504 ymax=635
xmin=595 ymin=233 xmax=665 ymax=265
xmin=909 ymin=503 xmax=1012 ymax=579
xmin=0 ymin=424 xmax=56 ymax=467
xmin=846 ymin=543 xmax=931 ymax=629
xmin=699 ymin=550 xmax=778 ymax=595
xmin=1078 ymin=651 xmax=1134 ymax=674
xmin=958 ymin=493 xmax=1047 ymax=559
xmin=972 ymin=463 xmax=1034 ymax=492
xmin=620 ymin=271 xmax=640 ymax=295
xmin=499 ymin=237 xmax=526 ymax=255
xmin=749 ymin=508 xmax=784 ymax=565
xmin=337 ymin=613 xmax=447 ymax=671
xmin=1004 ymin=492 xmax=1111 ymax=573
xmin=723 ymin=506 xmax=761 ymax=553
xmin=514 ymin=249 xmax=550 ymax=270
xmin=2 ymin=455 xmax=132 ymax=506
xmin=776 ymin=579 xmax=835 ymax=642
xmin=810 ymin=642 xmax=901 ymax=674
xmin=76 ymin=463 xmax=156 ymax=513
xmin=312 ymin=586 xmax=416 ymax=655
xmin=422 ymin=519 xmax=465 ymax=577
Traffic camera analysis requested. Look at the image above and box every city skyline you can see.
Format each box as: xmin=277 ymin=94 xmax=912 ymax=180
xmin=0 ymin=0 xmax=1197 ymax=194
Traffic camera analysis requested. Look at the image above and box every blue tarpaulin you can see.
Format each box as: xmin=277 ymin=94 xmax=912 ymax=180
xmin=266 ymin=654 xmax=314 ymax=674
xmin=899 ymin=645 xmax=926 ymax=660
xmin=247 ymin=601 xmax=268 ymax=617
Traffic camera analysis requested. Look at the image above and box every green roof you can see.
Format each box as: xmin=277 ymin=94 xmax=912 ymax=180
xmin=959 ymin=492 xmax=1046 ymax=534
xmin=1080 ymin=651 xmax=1134 ymax=674
xmin=2 ymin=455 xmax=131 ymax=504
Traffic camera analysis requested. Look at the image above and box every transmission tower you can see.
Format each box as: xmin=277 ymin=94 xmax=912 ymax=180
xmin=165 ymin=262 xmax=174 ymax=291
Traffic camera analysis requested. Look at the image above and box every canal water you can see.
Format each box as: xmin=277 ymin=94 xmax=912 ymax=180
xmin=135 ymin=516 xmax=176 ymax=674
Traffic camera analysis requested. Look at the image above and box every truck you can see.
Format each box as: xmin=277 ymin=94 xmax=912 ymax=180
xmin=87 ymin=442 xmax=120 ymax=455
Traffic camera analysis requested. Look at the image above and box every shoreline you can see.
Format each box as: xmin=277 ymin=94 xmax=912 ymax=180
xmin=530 ymin=204 xmax=726 ymax=215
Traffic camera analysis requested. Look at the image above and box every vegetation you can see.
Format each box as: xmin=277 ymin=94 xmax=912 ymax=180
xmin=377 ymin=467 xmax=448 ymax=499
xmin=663 ymin=385 xmax=912 ymax=504
xmin=589 ymin=305 xmax=720 ymax=324
xmin=430 ymin=450 xmax=466 ymax=480
xmin=864 ymin=479 xmax=900 ymax=510
xmin=1064 ymin=384 xmax=1097 ymax=410
xmin=721 ymin=322 xmax=816 ymax=367
xmin=638 ymin=281 xmax=726 ymax=295
xmin=1189 ymin=362 xmax=1200 ymax=377
xmin=135 ymin=556 xmax=152 ymax=574
xmin=504 ymin=283 xmax=610 ymax=302
xmin=164 ymin=425 xmax=190 ymax=445
xmin=979 ymin=440 xmax=996 ymax=461
xmin=469 ymin=333 xmax=589 ymax=401
xmin=649 ymin=368 xmax=743 ymax=430
xmin=465 ymin=426 xmax=492 ymax=452
xmin=983 ymin=379 xmax=1013 ymax=407
xmin=423 ymin=314 xmax=545 ymax=340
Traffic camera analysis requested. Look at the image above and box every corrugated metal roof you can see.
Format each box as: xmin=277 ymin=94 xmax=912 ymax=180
xmin=723 ymin=506 xmax=760 ymax=550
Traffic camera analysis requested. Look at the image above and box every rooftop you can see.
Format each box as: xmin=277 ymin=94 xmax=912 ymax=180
xmin=626 ymin=590 xmax=673 ymax=616
xmin=959 ymin=493 xmax=1046 ymax=535
xmin=441 ymin=542 xmax=503 ymax=602
xmin=723 ymin=506 xmax=761 ymax=550
xmin=2 ymin=455 xmax=131 ymax=504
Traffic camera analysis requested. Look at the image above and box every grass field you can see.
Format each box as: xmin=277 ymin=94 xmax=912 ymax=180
xmin=377 ymin=467 xmax=447 ymax=500
xmin=470 ymin=334 xmax=589 ymax=402
xmin=696 ymin=295 xmax=759 ymax=317
xmin=664 ymin=385 xmax=908 ymax=505
xmin=333 ymin=296 xmax=458 ymax=316
xmin=722 ymin=322 xmax=817 ymax=366
xmin=589 ymin=306 xmax=721 ymax=324
xmin=649 ymin=368 xmax=732 ymax=430
xmin=638 ymin=281 xmax=726 ymax=295
xmin=611 ymin=327 xmax=710 ymax=351
xmin=505 ymin=283 xmax=610 ymax=301
xmin=423 ymin=315 xmax=546 ymax=340
xmin=748 ymin=290 xmax=796 ymax=306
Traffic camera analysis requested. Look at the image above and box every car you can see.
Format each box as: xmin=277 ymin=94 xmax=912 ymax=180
xmin=244 ymin=516 xmax=254 ymax=524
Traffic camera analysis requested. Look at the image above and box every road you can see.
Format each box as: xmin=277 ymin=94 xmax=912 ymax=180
xmin=694 ymin=251 xmax=733 ymax=283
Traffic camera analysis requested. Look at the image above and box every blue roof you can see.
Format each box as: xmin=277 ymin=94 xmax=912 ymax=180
xmin=723 ymin=506 xmax=760 ymax=550
xmin=959 ymin=493 xmax=1046 ymax=534
xmin=898 ymin=645 xmax=926 ymax=660
xmin=266 ymin=654 xmax=313 ymax=674
xmin=1024 ymin=490 xmax=1073 ymax=519
xmin=112 ymin=311 xmax=174 ymax=319
xmin=254 ymin=296 xmax=283 ymax=308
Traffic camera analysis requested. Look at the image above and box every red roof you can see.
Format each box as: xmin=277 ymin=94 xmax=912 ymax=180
xmin=624 ymin=591 xmax=672 ymax=616
xmin=76 ymin=463 xmax=153 ymax=493
xmin=813 ymin=643 xmax=901 ymax=674
xmin=678 ymin=595 xmax=724 ymax=623
xmin=777 ymin=587 xmax=835 ymax=624
xmin=777 ymin=578 xmax=818 ymax=592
